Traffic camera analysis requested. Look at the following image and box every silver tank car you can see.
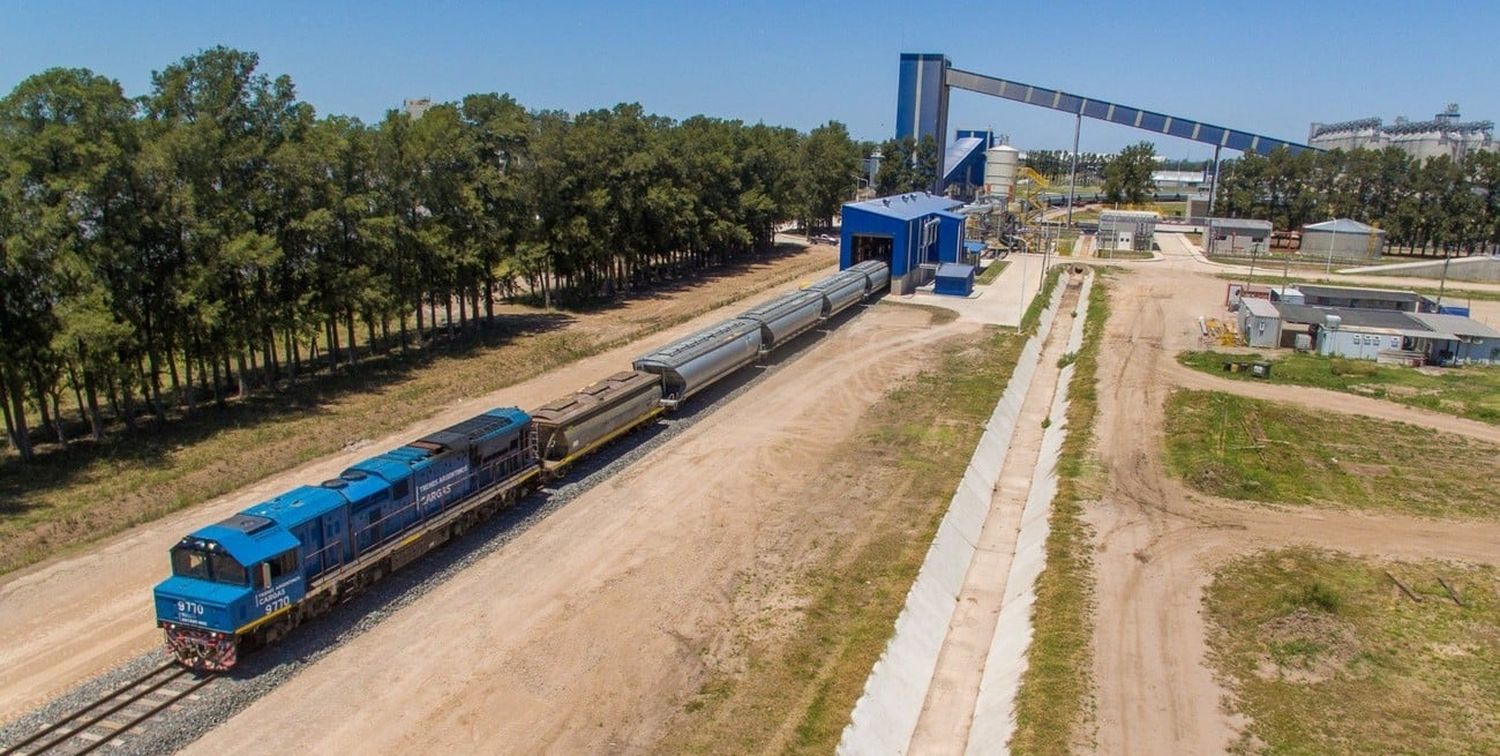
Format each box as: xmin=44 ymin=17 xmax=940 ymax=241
xmin=805 ymin=270 xmax=867 ymax=318
xmin=633 ymin=318 xmax=763 ymax=408
xmin=848 ymin=259 xmax=891 ymax=295
xmin=531 ymin=370 xmax=664 ymax=467
xmin=737 ymin=290 xmax=825 ymax=351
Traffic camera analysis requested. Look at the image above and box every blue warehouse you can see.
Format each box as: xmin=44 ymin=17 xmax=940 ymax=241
xmin=840 ymin=192 xmax=967 ymax=294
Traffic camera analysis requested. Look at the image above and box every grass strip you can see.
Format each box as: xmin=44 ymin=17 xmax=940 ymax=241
xmin=659 ymin=322 xmax=1028 ymax=754
xmin=0 ymin=250 xmax=833 ymax=576
xmin=1009 ymin=275 xmax=1109 ymax=754
xmin=1179 ymin=349 xmax=1500 ymax=425
xmin=976 ymin=260 xmax=1009 ymax=285
xmin=1206 ymin=548 xmax=1500 ymax=754
xmin=1162 ymin=389 xmax=1500 ymax=520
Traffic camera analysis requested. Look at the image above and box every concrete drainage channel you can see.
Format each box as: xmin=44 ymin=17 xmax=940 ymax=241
xmin=839 ymin=268 xmax=1092 ymax=756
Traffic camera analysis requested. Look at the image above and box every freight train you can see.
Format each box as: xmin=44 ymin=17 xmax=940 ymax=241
xmin=152 ymin=260 xmax=889 ymax=670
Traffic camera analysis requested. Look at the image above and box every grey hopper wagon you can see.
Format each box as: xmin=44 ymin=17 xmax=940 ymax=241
xmin=737 ymin=290 xmax=825 ymax=352
xmin=530 ymin=370 xmax=664 ymax=467
xmin=848 ymin=259 xmax=891 ymax=295
xmin=633 ymin=318 xmax=763 ymax=408
xmin=805 ymin=270 xmax=867 ymax=318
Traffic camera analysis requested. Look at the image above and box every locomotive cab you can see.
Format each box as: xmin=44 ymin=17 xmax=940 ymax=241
xmin=153 ymin=514 xmax=305 ymax=670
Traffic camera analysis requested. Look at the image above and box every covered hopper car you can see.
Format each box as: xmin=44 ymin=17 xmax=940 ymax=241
xmin=152 ymin=260 xmax=889 ymax=670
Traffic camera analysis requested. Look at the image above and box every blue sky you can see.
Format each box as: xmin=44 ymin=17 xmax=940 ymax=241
xmin=4 ymin=0 xmax=1498 ymax=159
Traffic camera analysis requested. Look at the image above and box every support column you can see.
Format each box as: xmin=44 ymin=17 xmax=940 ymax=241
xmin=1066 ymin=113 xmax=1081 ymax=226
xmin=1206 ymin=143 xmax=1223 ymax=217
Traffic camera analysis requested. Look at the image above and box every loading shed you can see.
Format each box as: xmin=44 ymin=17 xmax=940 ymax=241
xmin=841 ymin=193 xmax=966 ymax=295
xmin=1206 ymin=218 xmax=1273 ymax=256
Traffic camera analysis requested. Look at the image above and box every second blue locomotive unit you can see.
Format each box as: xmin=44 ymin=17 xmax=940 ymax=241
xmin=153 ymin=261 xmax=888 ymax=670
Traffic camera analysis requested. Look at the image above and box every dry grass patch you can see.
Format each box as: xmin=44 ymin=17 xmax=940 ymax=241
xmin=1207 ymin=548 xmax=1500 ymax=753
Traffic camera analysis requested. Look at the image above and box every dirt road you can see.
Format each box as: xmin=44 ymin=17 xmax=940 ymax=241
xmin=0 ymin=249 xmax=839 ymax=725
xmin=1086 ymin=264 xmax=1500 ymax=754
xmin=185 ymin=306 xmax=966 ymax=753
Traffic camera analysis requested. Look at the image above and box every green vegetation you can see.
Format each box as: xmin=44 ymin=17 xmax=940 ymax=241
xmin=1102 ymin=141 xmax=1158 ymax=205
xmin=1163 ymin=389 xmax=1500 ymax=519
xmin=975 ymin=260 xmax=1009 ymax=285
xmin=0 ymin=249 xmax=833 ymax=575
xmin=1211 ymin=272 xmax=1500 ymax=303
xmin=1215 ymin=146 xmax=1500 ymax=256
xmin=1011 ymin=276 xmax=1110 ymax=754
xmin=1206 ymin=549 xmax=1500 ymax=754
xmin=662 ymin=318 xmax=1029 ymax=753
xmin=1179 ymin=350 xmax=1500 ymax=425
xmin=1020 ymin=266 xmax=1065 ymax=334
xmin=874 ymin=134 xmax=940 ymax=195
xmin=0 ymin=48 xmax=866 ymax=464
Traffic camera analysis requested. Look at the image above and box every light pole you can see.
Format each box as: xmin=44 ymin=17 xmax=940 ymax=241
xmin=1324 ymin=218 xmax=1339 ymax=276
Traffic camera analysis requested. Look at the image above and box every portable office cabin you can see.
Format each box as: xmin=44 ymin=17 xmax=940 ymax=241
xmin=1409 ymin=313 xmax=1500 ymax=365
xmin=1237 ymin=297 xmax=1282 ymax=347
xmin=933 ymin=263 xmax=975 ymax=297
xmin=840 ymin=193 xmax=965 ymax=294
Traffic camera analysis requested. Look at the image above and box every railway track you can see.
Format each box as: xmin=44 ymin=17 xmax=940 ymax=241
xmin=2 ymin=662 xmax=215 ymax=756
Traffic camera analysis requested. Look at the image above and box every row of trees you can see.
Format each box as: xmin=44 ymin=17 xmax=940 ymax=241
xmin=0 ymin=47 xmax=864 ymax=461
xmin=1215 ymin=146 xmax=1500 ymax=254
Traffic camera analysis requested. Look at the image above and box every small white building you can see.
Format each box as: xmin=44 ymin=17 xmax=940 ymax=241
xmin=1097 ymin=210 xmax=1160 ymax=253
xmin=1206 ymin=218 xmax=1274 ymax=256
xmin=1238 ymin=297 xmax=1282 ymax=348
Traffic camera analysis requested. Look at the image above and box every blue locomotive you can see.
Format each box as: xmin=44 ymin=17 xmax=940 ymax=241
xmin=154 ymin=408 xmax=539 ymax=669
xmin=153 ymin=261 xmax=890 ymax=670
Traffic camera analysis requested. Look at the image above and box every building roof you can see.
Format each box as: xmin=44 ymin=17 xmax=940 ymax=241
xmin=1208 ymin=217 xmax=1273 ymax=232
xmin=1303 ymin=218 xmax=1379 ymax=234
xmin=844 ymin=192 xmax=963 ymax=222
xmin=936 ymin=263 xmax=975 ymax=278
xmin=1242 ymin=297 xmax=1280 ymax=317
xmin=1295 ymin=283 xmax=1423 ymax=304
xmin=1272 ymin=303 xmax=1431 ymax=331
xmin=1099 ymin=209 xmax=1161 ymax=220
xmin=1410 ymin=313 xmax=1500 ymax=339
xmin=1151 ymin=170 xmax=1206 ymax=183
xmin=942 ymin=135 xmax=988 ymax=182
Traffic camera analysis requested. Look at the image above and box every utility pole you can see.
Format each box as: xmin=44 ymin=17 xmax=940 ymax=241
xmin=1066 ymin=113 xmax=1081 ymax=227
xmin=1206 ymin=144 xmax=1222 ymax=217
xmin=1436 ymin=245 xmax=1453 ymax=310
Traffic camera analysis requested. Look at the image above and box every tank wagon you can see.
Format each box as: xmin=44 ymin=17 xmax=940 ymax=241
xmin=849 ymin=259 xmax=891 ymax=293
xmin=805 ymin=270 xmax=868 ymax=318
xmin=632 ymin=318 xmax=763 ymax=408
xmin=738 ymin=290 xmax=825 ymax=352
xmin=532 ymin=371 xmax=663 ymax=471
xmin=153 ymin=260 xmax=889 ymax=670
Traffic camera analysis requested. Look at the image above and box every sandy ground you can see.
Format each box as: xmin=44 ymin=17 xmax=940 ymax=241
xmin=184 ymin=306 xmax=966 ymax=753
xmin=1085 ymin=261 xmax=1500 ymax=754
xmin=908 ymin=276 xmax=1083 ymax=753
xmin=0 ymin=247 xmax=840 ymax=725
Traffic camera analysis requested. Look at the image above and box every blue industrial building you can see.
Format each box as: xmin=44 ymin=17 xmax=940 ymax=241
xmin=840 ymin=193 xmax=967 ymax=294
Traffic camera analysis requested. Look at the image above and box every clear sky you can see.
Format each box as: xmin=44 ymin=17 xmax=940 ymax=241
xmin=4 ymin=0 xmax=1498 ymax=160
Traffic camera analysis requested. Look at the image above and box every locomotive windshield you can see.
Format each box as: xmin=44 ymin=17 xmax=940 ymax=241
xmin=170 ymin=542 xmax=249 ymax=586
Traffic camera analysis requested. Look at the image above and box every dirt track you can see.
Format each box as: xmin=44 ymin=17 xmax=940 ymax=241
xmin=0 ymin=248 xmax=840 ymax=725
xmin=1086 ymin=263 xmax=1500 ymax=754
xmin=183 ymin=306 xmax=965 ymax=753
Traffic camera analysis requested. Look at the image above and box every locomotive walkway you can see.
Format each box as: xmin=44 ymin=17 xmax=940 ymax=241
xmin=906 ymin=275 xmax=1084 ymax=754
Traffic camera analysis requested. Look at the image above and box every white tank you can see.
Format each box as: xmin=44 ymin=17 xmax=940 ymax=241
xmin=983 ymin=145 xmax=1019 ymax=204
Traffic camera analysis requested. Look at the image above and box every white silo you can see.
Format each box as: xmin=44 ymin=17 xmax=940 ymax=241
xmin=984 ymin=144 xmax=1019 ymax=204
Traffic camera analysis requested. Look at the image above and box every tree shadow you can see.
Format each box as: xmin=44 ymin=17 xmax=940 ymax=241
xmin=0 ymin=310 xmax=574 ymax=521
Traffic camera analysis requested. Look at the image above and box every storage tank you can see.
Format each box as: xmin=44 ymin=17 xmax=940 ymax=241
xmin=805 ymin=270 xmax=867 ymax=318
xmin=633 ymin=318 xmax=763 ymax=408
xmin=984 ymin=144 xmax=1020 ymax=204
